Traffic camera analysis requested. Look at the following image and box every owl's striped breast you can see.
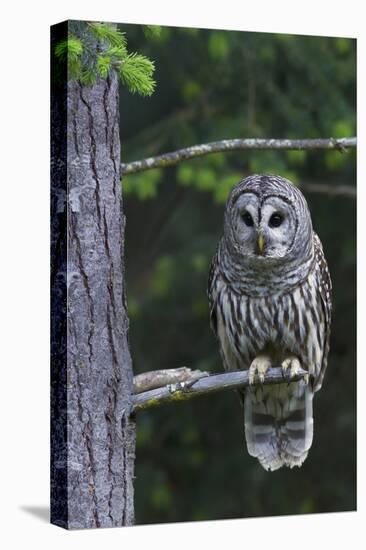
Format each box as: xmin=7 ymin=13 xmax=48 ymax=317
xmin=215 ymin=269 xmax=325 ymax=377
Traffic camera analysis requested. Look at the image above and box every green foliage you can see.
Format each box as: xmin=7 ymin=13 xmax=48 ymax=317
xmin=195 ymin=167 xmax=216 ymax=191
xmin=209 ymin=153 xmax=226 ymax=168
xmin=177 ymin=163 xmax=194 ymax=186
xmin=119 ymin=53 xmax=156 ymax=96
xmin=275 ymin=33 xmax=294 ymax=43
xmin=96 ymin=55 xmax=111 ymax=79
xmin=143 ymin=25 xmax=163 ymax=39
xmin=127 ymin=296 xmax=141 ymax=319
xmin=150 ymin=480 xmax=172 ymax=511
xmin=54 ymin=36 xmax=83 ymax=59
xmin=178 ymin=160 xmax=245 ymax=203
xmin=331 ymin=119 xmax=354 ymax=137
xmin=191 ymin=253 xmax=207 ymax=273
xmin=123 ymin=168 xmax=161 ymax=199
xmin=54 ymin=22 xmax=156 ymax=97
xmin=247 ymin=152 xmax=300 ymax=185
xmin=182 ymin=80 xmax=202 ymax=101
xmin=80 ymin=67 xmax=97 ymax=86
xmin=286 ymin=150 xmax=307 ymax=165
xmin=54 ymin=36 xmax=83 ymax=79
xmin=150 ymin=256 xmax=175 ymax=298
xmin=324 ymin=149 xmax=348 ymax=170
xmin=213 ymin=173 xmax=244 ymax=203
xmin=180 ymin=26 xmax=200 ymax=36
xmin=177 ymin=154 xmax=302 ymax=203
xmin=88 ymin=22 xmax=127 ymax=48
xmin=208 ymin=31 xmax=229 ymax=59
xmin=105 ymin=45 xmax=127 ymax=60
xmin=335 ymin=37 xmax=352 ymax=53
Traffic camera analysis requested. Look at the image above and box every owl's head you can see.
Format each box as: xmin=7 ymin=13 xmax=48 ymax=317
xmin=224 ymin=174 xmax=313 ymax=263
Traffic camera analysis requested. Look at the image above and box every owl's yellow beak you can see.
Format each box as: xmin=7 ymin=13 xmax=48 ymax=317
xmin=257 ymin=234 xmax=265 ymax=253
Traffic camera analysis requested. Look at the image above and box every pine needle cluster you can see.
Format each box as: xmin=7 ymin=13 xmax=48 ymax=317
xmin=54 ymin=21 xmax=156 ymax=97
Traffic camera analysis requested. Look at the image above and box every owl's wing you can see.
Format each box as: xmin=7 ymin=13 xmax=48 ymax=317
xmin=313 ymin=232 xmax=332 ymax=392
xmin=207 ymin=248 xmax=219 ymax=338
xmin=207 ymin=246 xmax=242 ymax=377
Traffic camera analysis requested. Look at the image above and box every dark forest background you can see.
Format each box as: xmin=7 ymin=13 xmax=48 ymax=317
xmin=118 ymin=24 xmax=356 ymax=524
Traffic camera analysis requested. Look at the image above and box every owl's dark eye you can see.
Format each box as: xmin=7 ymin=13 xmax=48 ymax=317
xmin=242 ymin=212 xmax=254 ymax=227
xmin=269 ymin=212 xmax=283 ymax=228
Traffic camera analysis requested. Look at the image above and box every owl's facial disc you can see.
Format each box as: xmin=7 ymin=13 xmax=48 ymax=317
xmin=231 ymin=193 xmax=297 ymax=260
xmin=259 ymin=196 xmax=297 ymax=258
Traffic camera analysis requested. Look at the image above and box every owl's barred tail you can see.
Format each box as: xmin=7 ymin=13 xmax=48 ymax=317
xmin=244 ymin=381 xmax=314 ymax=471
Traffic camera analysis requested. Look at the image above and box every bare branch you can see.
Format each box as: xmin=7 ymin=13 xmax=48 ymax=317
xmin=133 ymin=367 xmax=209 ymax=393
xmin=121 ymin=137 xmax=357 ymax=175
xmin=131 ymin=367 xmax=308 ymax=413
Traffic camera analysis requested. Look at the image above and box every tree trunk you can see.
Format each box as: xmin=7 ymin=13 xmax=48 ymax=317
xmin=51 ymin=22 xmax=135 ymax=529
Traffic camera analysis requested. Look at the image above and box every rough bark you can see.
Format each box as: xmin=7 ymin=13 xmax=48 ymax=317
xmin=51 ymin=22 xmax=135 ymax=529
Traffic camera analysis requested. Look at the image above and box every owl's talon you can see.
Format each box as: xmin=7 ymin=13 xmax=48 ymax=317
xmin=281 ymin=356 xmax=302 ymax=381
xmin=179 ymin=380 xmax=196 ymax=392
xmin=248 ymin=355 xmax=271 ymax=385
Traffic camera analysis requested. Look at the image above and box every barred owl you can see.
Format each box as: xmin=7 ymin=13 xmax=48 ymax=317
xmin=208 ymin=174 xmax=332 ymax=471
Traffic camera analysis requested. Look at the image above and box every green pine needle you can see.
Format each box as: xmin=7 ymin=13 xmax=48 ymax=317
xmin=97 ymin=55 xmax=112 ymax=78
xmin=54 ymin=36 xmax=83 ymax=61
xmin=80 ymin=67 xmax=97 ymax=86
xmin=54 ymin=36 xmax=83 ymax=79
xmin=143 ymin=25 xmax=162 ymax=39
xmin=119 ymin=53 xmax=156 ymax=96
xmin=89 ymin=22 xmax=127 ymax=49
xmin=105 ymin=45 xmax=128 ymax=60
xmin=54 ymin=23 xmax=156 ymax=96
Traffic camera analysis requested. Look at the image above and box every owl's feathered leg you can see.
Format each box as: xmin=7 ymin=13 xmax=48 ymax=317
xmin=281 ymin=356 xmax=301 ymax=379
xmin=244 ymin=376 xmax=314 ymax=471
xmin=248 ymin=354 xmax=271 ymax=384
